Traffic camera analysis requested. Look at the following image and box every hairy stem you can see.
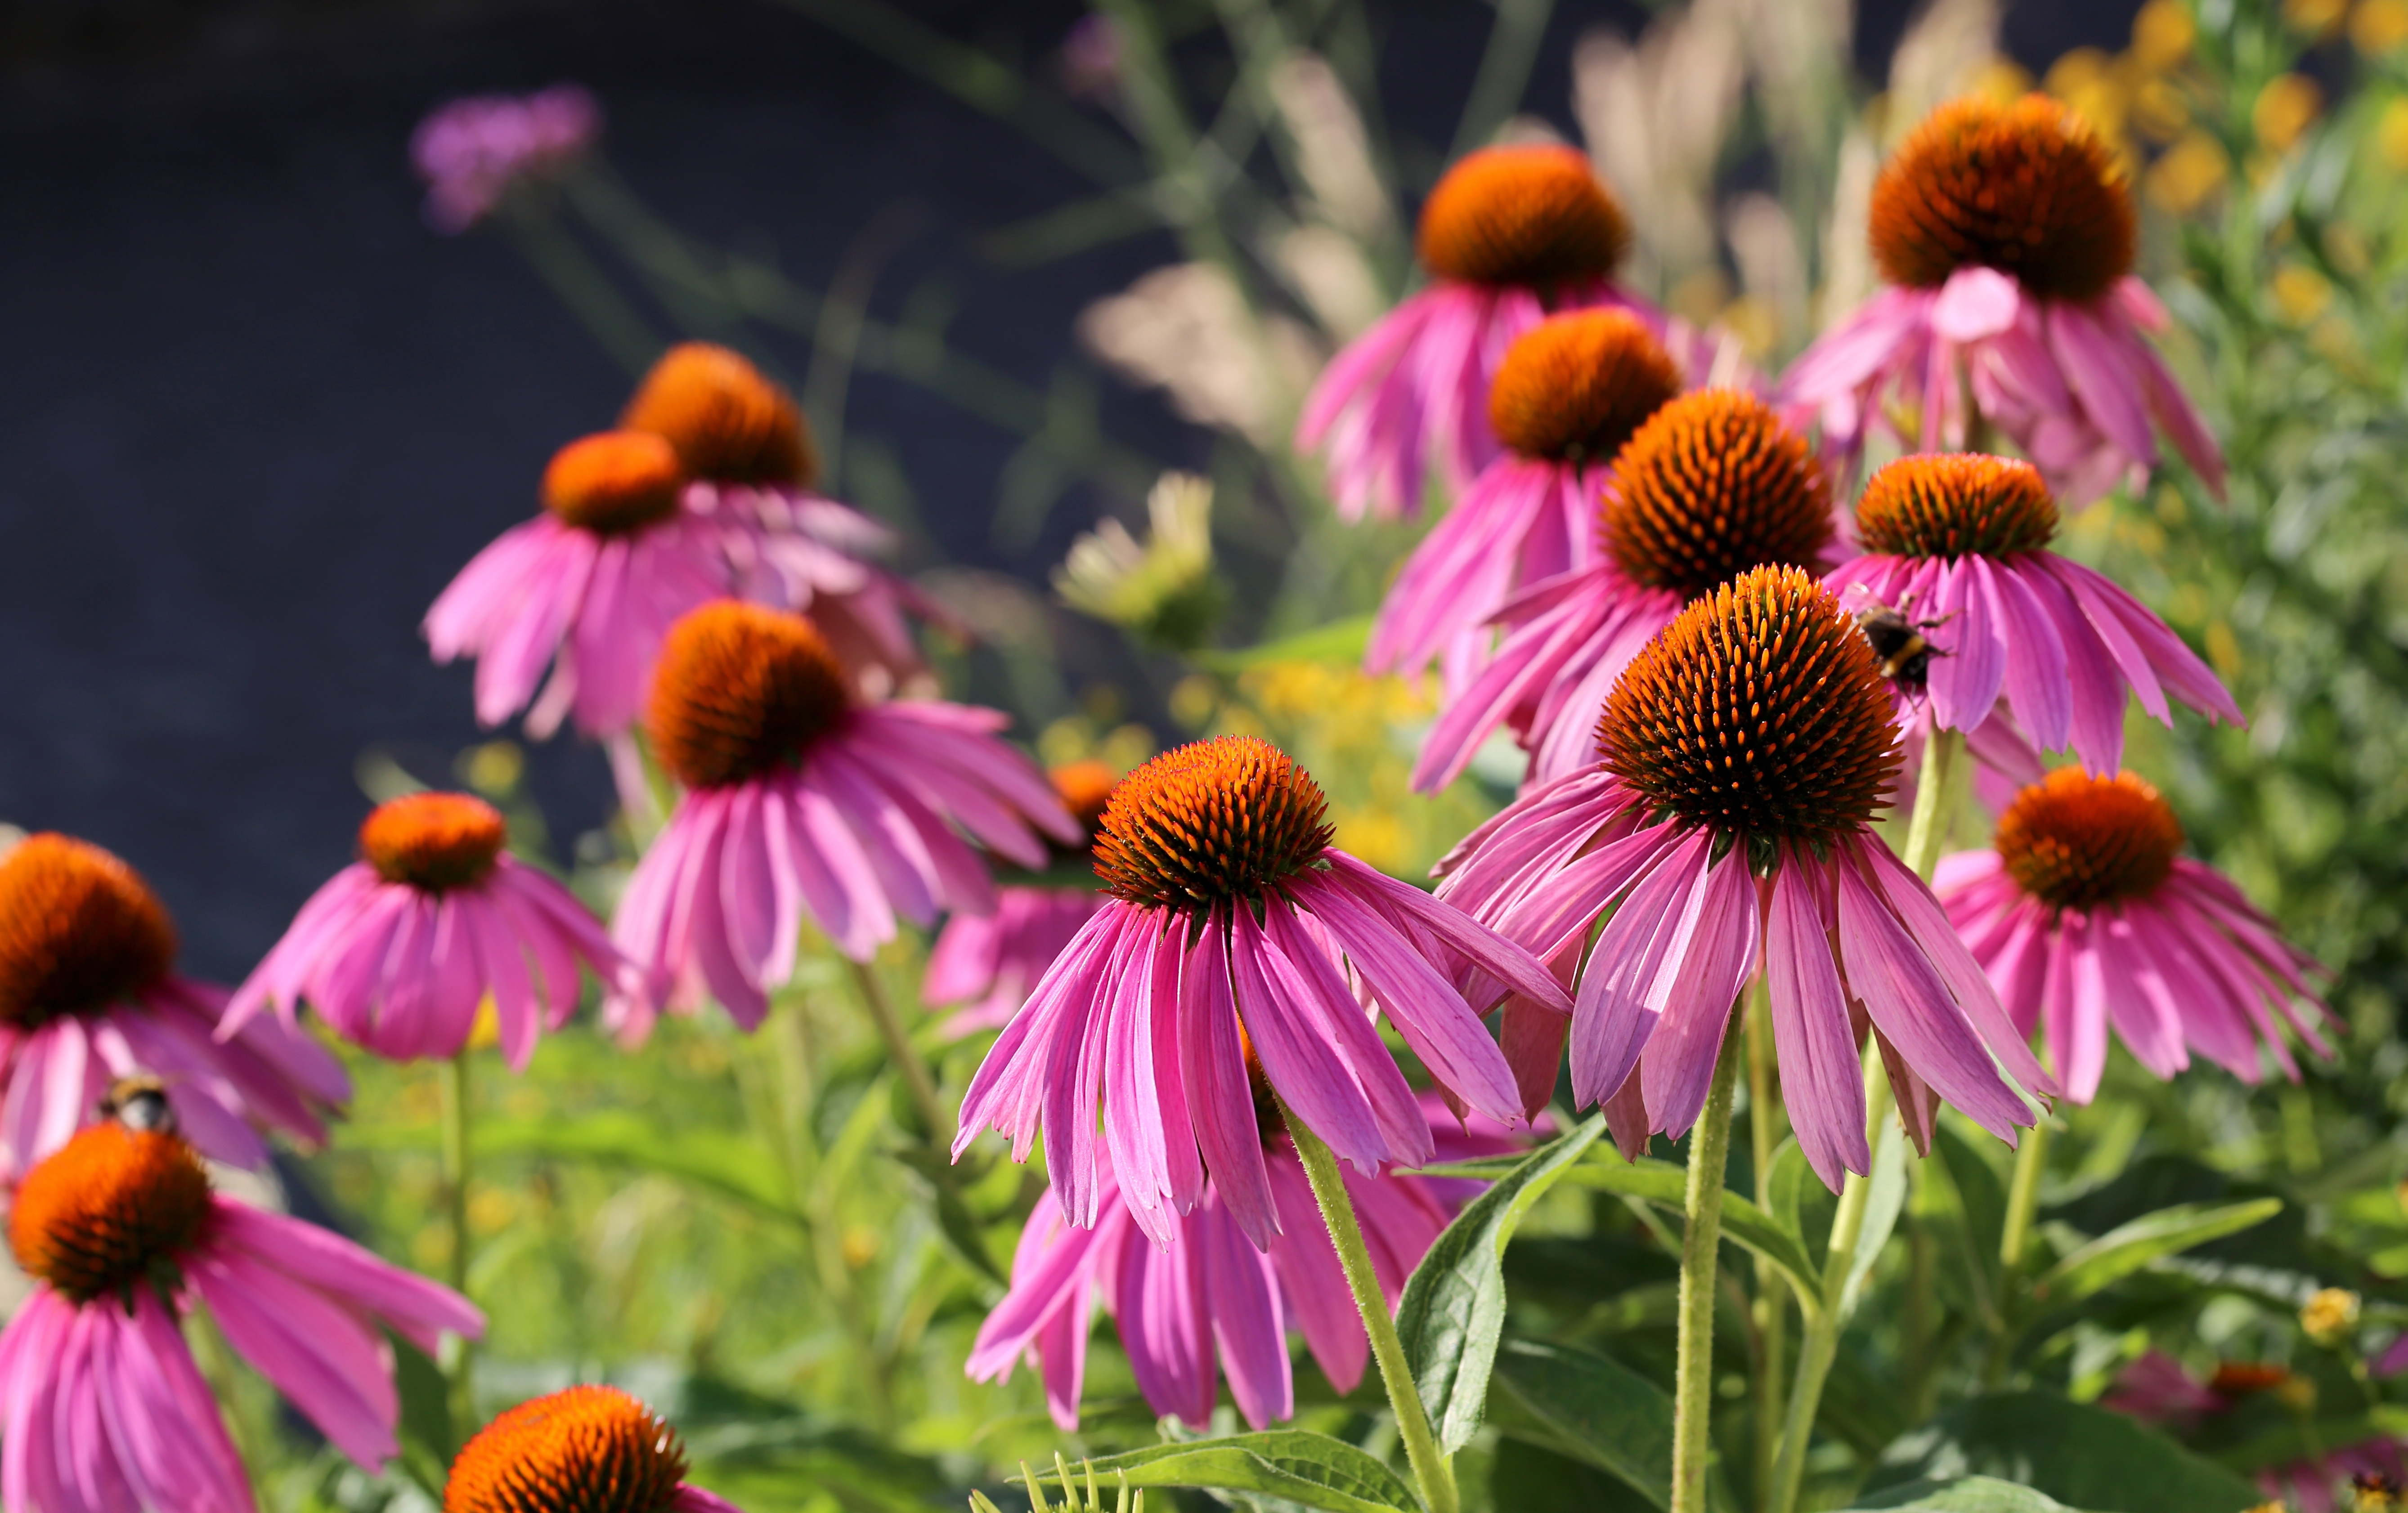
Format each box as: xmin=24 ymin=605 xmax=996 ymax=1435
xmin=439 ymin=1050 xmax=477 ymax=1419
xmin=1281 ymin=1102 xmax=1458 ymax=1513
xmin=1746 ymin=979 xmax=1787 ymax=1507
xmin=848 ymin=958 xmax=949 ymax=1144
xmin=1673 ymin=1010 xmax=1747 ymax=1513
xmin=1900 ymin=723 xmax=1962 ymax=881
xmin=1766 ymin=1044 xmax=1892 ymax=1513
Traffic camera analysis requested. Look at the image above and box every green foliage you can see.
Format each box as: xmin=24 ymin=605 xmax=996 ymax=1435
xmin=1866 ymin=1392 xmax=2264 ymax=1512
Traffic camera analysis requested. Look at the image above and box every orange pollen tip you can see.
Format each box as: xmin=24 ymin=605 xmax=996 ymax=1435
xmin=648 ymin=602 xmax=849 ymax=790
xmin=2209 ymin=1362 xmax=2291 ymax=1395
xmin=1995 ymin=768 xmax=2183 ymax=912
xmin=1870 ymin=94 xmax=2134 ymax=302
xmin=1092 ymin=737 xmax=1334 ymax=911
xmin=444 ymin=1385 xmax=689 ymax=1513
xmin=0 ymin=834 xmax=176 ymax=1030
xmin=620 ymin=341 xmax=817 ymax=489
xmin=1856 ymin=453 xmax=2058 ymax=559
xmin=1049 ymin=761 xmax=1120 ymax=840
xmin=361 ymin=793 xmax=509 ymax=892
xmin=1488 ymin=310 xmax=1682 ymax=464
xmin=1598 ymin=565 xmax=1901 ymax=848
xmin=1417 ymin=144 xmax=1630 ymax=290
xmin=9 ymin=1123 xmax=211 ymax=1304
xmin=542 ymin=432 xmax=686 ymax=536
xmin=1602 ymin=389 xmax=1834 ymax=599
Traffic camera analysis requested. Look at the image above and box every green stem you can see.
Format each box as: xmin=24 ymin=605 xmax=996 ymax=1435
xmin=1281 ymin=1104 xmax=1459 ymax=1513
xmin=1984 ymin=1119 xmax=2052 ymax=1387
xmin=848 ymin=959 xmax=949 ymax=1144
xmin=439 ymin=1051 xmax=476 ymax=1420
xmin=1746 ymin=980 xmax=1787 ymax=1509
xmin=1900 ymin=723 xmax=1962 ymax=881
xmin=1766 ymin=1045 xmax=1892 ymax=1513
xmin=1673 ymin=1011 xmax=1747 ymax=1513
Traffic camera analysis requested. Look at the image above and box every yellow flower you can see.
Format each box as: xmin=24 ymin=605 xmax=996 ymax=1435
xmin=2356 ymin=0 xmax=2408 ymax=53
xmin=2272 ymin=264 xmax=2334 ymax=324
xmin=2253 ymin=73 xmax=2323 ymax=153
xmin=2146 ymin=131 xmax=2230 ymax=214
xmin=2286 ymin=0 xmax=2349 ymax=32
xmin=2132 ymin=0 xmax=2197 ymax=69
xmin=2302 ymin=1286 xmax=2363 ymax=1345
xmin=2380 ymin=98 xmax=2408 ymax=172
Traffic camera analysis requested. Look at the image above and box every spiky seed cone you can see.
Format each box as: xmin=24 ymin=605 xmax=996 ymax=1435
xmin=0 ymin=835 xmax=175 ymax=1030
xmin=1855 ymin=453 xmax=2058 ymax=560
xmin=360 ymin=793 xmax=509 ymax=892
xmin=647 ymin=603 xmax=849 ymax=790
xmin=1417 ymin=145 xmax=1630 ymax=290
xmin=444 ymin=1386 xmax=690 ymax=1513
xmin=1601 ymin=390 xmax=1833 ymax=600
xmin=621 ymin=342 xmax=816 ymax=488
xmin=1488 ymin=310 xmax=1682 ymax=465
xmin=10 ymin=1123 xmax=211 ymax=1303
xmin=542 ymin=432 xmax=686 ymax=536
xmin=1092 ymin=737 xmax=1335 ymax=910
xmin=1995 ymin=768 xmax=2183 ymax=911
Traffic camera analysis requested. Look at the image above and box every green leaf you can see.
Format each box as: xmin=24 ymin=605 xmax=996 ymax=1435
xmin=2030 ymin=1198 xmax=2283 ymax=1307
xmin=1396 ymin=1114 xmax=1607 ymax=1455
xmin=1561 ymin=1154 xmax=1823 ymax=1302
xmin=1868 ymin=1391 xmax=2265 ymax=1512
xmin=1840 ymin=1477 xmax=2090 ymax=1512
xmin=1485 ymin=1338 xmax=1682 ymax=1511
xmin=388 ymin=1333 xmax=455 ymax=1501
xmin=2211 ymin=1406 xmax=2408 ymax=1474
xmin=342 ymin=1110 xmax=797 ymax=1221
xmin=1766 ymin=1139 xmax=1814 ymax=1253
xmin=1015 ymin=1431 xmax=1418 ymax=1513
xmin=1932 ymin=1124 xmax=2008 ymax=1300
xmin=1489 ymin=1441 xmax=1665 ymax=1513
xmin=889 ymin=1144 xmax=1009 ymax=1286
xmin=1841 ymin=1122 xmax=1910 ymax=1318
xmin=1190 ymin=613 xmax=1372 ymax=671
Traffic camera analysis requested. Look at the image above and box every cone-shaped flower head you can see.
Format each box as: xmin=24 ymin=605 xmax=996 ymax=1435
xmin=621 ymin=341 xmax=818 ymax=490
xmin=1368 ymin=311 xmax=1685 ymax=687
xmin=1870 ymin=94 xmax=2134 ymax=303
xmin=1298 ymin=146 xmax=1685 ymax=521
xmin=424 ymin=428 xmax=733 ymax=742
xmin=1937 ymin=768 xmax=2327 ymax=1103
xmin=229 ymin=793 xmax=622 ymax=1070
xmin=923 ymin=761 xmax=1117 ymax=1039
xmin=1829 ymin=453 xmax=2241 ymax=774
xmin=1783 ymin=95 xmax=2223 ymax=506
xmin=445 ymin=1386 xmax=741 ymax=1513
xmin=0 ymin=1119 xmax=483 ymax=1513
xmin=1437 ymin=566 xmax=2053 ymax=1189
xmin=610 ymin=602 xmax=1077 ymax=1037
xmin=1414 ymin=388 xmax=1833 ymax=792
xmin=956 ymin=736 xmax=1569 ymax=1249
xmin=0 ymin=835 xmax=347 ymax=1177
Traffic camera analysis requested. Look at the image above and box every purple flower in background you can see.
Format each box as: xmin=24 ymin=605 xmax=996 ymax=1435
xmin=1058 ymin=14 xmax=1124 ymax=101
xmin=2105 ymin=1352 xmax=2398 ymax=1513
xmin=968 ymin=1093 xmax=1523 ymax=1431
xmin=1781 ymin=95 xmax=2222 ymax=506
xmin=411 ymin=84 xmax=601 ymax=234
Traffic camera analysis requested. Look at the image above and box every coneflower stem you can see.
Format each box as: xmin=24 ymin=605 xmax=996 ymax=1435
xmin=1745 ymin=977 xmax=1787 ymax=1506
xmin=439 ymin=1049 xmax=477 ymax=1420
xmin=1767 ymin=1042 xmax=1893 ymax=1513
xmin=1672 ymin=1009 xmax=1745 ymax=1513
xmin=848 ymin=958 xmax=949 ymax=1144
xmin=1279 ymin=1098 xmax=1458 ymax=1513
xmin=1900 ymin=723 xmax=1962 ymax=881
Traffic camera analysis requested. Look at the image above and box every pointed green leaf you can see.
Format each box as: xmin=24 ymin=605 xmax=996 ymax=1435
xmin=1932 ymin=1123 xmax=2008 ymax=1299
xmin=1396 ymin=1114 xmax=1607 ymax=1455
xmin=1841 ymin=1477 xmax=2091 ymax=1512
xmin=341 ymin=1110 xmax=796 ymax=1221
xmin=1869 ymin=1391 xmax=2264 ymax=1512
xmin=389 ymin=1333 xmax=455 ymax=1500
xmin=1840 ymin=1122 xmax=1910 ymax=1318
xmin=1485 ymin=1338 xmax=1680 ymax=1510
xmin=1014 ymin=1431 xmax=1418 ymax=1513
xmin=2030 ymin=1198 xmax=2283 ymax=1307
xmin=1560 ymin=1155 xmax=1823 ymax=1302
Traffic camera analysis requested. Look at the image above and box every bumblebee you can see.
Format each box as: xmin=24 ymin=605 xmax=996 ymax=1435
xmin=98 ymin=1074 xmax=176 ymax=1134
xmin=1853 ymin=599 xmax=1952 ymax=693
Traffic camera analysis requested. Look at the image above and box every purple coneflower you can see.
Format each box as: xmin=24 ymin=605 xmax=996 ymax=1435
xmin=1297 ymin=145 xmax=1683 ymax=520
xmin=1781 ymin=95 xmax=2222 ymax=507
xmin=969 ymin=1093 xmax=1521 ymax=1431
xmin=1413 ymin=389 xmax=1834 ymax=793
xmin=2105 ymin=1352 xmax=2392 ymax=1513
xmin=1827 ymin=453 xmax=2242 ymax=776
xmin=411 ymin=84 xmax=601 ymax=234
xmin=1437 ymin=565 xmax=2052 ymax=1190
xmin=922 ymin=761 xmax=1115 ymax=1039
xmin=444 ymin=1386 xmax=743 ymax=1513
xmin=0 ymin=835 xmax=347 ymax=1178
xmin=0 ymin=1118 xmax=482 ymax=1513
xmin=1365 ymin=309 xmax=1683 ymax=694
xmin=226 ymin=793 xmax=623 ymax=1070
xmin=620 ymin=343 xmax=941 ymax=696
xmin=426 ymin=430 xmax=729 ymax=741
xmin=608 ymin=602 xmax=1076 ymax=1039
xmin=1935 ymin=767 xmax=2327 ymax=1103
xmin=953 ymin=736 xmax=1568 ymax=1248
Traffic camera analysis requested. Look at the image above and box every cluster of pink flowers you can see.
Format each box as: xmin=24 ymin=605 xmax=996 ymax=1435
xmin=410 ymin=85 xmax=602 ymax=233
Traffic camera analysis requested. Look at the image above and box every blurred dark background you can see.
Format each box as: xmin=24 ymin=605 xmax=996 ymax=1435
xmin=0 ymin=0 xmax=2139 ymax=978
